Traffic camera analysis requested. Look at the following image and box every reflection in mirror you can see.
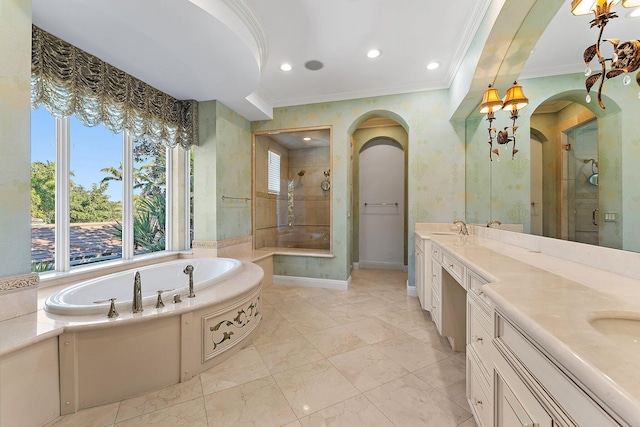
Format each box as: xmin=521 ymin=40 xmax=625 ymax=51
xmin=252 ymin=127 xmax=331 ymax=253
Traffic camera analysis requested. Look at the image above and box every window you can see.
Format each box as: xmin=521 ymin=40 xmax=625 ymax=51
xmin=268 ymin=150 xmax=280 ymax=195
xmin=30 ymin=109 xmax=184 ymax=273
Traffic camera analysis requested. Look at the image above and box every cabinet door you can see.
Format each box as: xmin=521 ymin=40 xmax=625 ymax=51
xmin=415 ymin=241 xmax=425 ymax=309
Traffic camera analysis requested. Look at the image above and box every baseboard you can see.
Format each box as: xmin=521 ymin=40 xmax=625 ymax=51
xmin=406 ymin=280 xmax=418 ymax=297
xmin=357 ymin=261 xmax=406 ymax=270
xmin=273 ymin=275 xmax=351 ymax=291
xmin=353 ymin=262 xmax=359 ymax=270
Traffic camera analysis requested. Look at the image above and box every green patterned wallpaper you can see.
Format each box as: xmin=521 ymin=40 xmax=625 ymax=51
xmin=0 ymin=0 xmax=31 ymax=277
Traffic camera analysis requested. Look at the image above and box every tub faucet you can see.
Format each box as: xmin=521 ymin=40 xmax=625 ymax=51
xmin=453 ymin=219 xmax=469 ymax=236
xmin=132 ymin=271 xmax=143 ymax=313
xmin=184 ymin=264 xmax=195 ymax=298
xmin=487 ymin=220 xmax=502 ymax=228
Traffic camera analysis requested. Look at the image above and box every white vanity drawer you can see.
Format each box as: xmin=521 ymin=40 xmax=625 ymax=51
xmin=442 ymin=251 xmax=464 ymax=285
xmin=431 ymin=244 xmax=442 ymax=262
xmin=431 ymin=261 xmax=441 ymax=299
xmin=467 ymin=270 xmax=491 ymax=309
xmin=468 ymin=349 xmax=492 ymax=427
xmin=468 ymin=295 xmax=492 ymax=377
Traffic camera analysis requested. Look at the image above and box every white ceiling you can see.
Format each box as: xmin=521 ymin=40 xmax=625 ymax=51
xmin=31 ymin=0 xmax=640 ymax=121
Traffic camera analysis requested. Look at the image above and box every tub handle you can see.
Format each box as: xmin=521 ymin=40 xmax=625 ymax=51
xmin=173 ymin=294 xmax=182 ymax=304
xmin=155 ymin=288 xmax=175 ymax=309
xmin=93 ymin=298 xmax=119 ymax=318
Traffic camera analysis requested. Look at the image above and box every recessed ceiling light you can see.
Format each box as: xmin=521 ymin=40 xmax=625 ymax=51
xmin=426 ymin=62 xmax=440 ymax=70
xmin=280 ymin=63 xmax=292 ymax=71
xmin=303 ymin=137 xmax=311 ymax=141
xmin=367 ymin=49 xmax=381 ymax=59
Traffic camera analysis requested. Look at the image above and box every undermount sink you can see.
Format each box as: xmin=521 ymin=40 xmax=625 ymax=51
xmin=431 ymin=232 xmax=457 ymax=236
xmin=587 ymin=311 xmax=640 ymax=346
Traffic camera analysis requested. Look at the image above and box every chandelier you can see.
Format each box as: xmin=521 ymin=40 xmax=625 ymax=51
xmin=479 ymin=82 xmax=529 ymax=161
xmin=571 ymin=0 xmax=640 ymax=109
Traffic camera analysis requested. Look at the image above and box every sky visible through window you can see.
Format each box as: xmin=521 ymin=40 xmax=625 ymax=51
xmin=32 ymin=108 xmax=134 ymax=200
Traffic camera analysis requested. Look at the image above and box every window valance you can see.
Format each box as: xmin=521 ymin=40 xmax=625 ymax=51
xmin=31 ymin=25 xmax=198 ymax=149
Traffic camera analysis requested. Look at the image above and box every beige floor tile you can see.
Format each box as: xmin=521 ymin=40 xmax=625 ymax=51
xmin=199 ymin=345 xmax=270 ymax=395
xmin=273 ymin=359 xmax=359 ymax=418
xmin=273 ymin=298 xmax=317 ymax=316
xmin=303 ymin=325 xmax=367 ymax=357
xmin=282 ymin=421 xmax=303 ymax=427
xmin=315 ymin=302 xmax=371 ymax=324
xmin=407 ymin=322 xmax=456 ymax=354
xmin=286 ymin=307 xmax=339 ymax=334
xmin=262 ymin=286 xmax=304 ymax=305
xmin=348 ymin=297 xmax=395 ymax=316
xmin=251 ymin=313 xmax=301 ymax=347
xmin=203 ymin=377 xmax=297 ymax=427
xmin=255 ymin=335 xmax=324 ymax=374
xmin=293 ymin=286 xmax=331 ymax=299
xmin=413 ymin=355 xmax=467 ymax=391
xmin=115 ymin=376 xmax=203 ymax=423
xmin=299 ymin=394 xmax=394 ymax=427
xmin=457 ymin=415 xmax=479 ymax=426
xmin=375 ymin=306 xmax=434 ymax=332
xmin=115 ymin=397 xmax=208 ymax=427
xmin=45 ymin=402 xmax=120 ymax=427
xmin=305 ymin=293 xmax=347 ymax=310
xmin=364 ymin=374 xmax=471 ymax=427
xmin=328 ymin=345 xmax=409 ymax=392
xmin=373 ymin=335 xmax=451 ymax=371
xmin=341 ymin=317 xmax=406 ymax=344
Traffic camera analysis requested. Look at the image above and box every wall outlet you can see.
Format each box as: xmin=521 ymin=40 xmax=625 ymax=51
xmin=604 ymin=212 xmax=617 ymax=222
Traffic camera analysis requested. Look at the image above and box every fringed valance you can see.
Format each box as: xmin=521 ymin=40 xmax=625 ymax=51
xmin=31 ymin=25 xmax=198 ymax=149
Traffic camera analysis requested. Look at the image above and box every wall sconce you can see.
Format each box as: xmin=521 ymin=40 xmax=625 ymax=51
xmin=571 ymin=0 xmax=640 ymax=109
xmin=479 ymin=81 xmax=528 ymax=161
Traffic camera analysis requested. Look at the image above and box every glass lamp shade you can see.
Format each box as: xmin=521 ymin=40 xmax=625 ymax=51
xmin=479 ymin=85 xmax=503 ymax=114
xmin=623 ymin=0 xmax=640 ymax=7
xmin=571 ymin=0 xmax=621 ymax=15
xmin=503 ymin=82 xmax=528 ymax=111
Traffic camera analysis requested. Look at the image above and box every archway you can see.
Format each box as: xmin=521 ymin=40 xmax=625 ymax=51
xmin=348 ymin=111 xmax=409 ymax=271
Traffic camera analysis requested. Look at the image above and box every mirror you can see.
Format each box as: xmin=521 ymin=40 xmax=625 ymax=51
xmin=252 ymin=127 xmax=331 ymax=253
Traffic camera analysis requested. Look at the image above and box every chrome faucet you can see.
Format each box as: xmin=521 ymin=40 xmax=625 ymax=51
xmin=132 ymin=271 xmax=143 ymax=313
xmin=453 ymin=219 xmax=469 ymax=236
xmin=183 ymin=264 xmax=195 ymax=298
xmin=487 ymin=220 xmax=502 ymax=228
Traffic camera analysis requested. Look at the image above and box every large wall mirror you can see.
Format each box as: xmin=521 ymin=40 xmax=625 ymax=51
xmin=252 ymin=127 xmax=332 ymax=253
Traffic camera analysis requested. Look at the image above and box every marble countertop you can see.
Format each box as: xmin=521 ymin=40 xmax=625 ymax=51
xmin=416 ymin=226 xmax=640 ymax=426
xmin=0 ymin=261 xmax=263 ymax=358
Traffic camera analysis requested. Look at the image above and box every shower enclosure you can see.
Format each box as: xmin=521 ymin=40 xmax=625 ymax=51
xmin=252 ymin=127 xmax=331 ymax=252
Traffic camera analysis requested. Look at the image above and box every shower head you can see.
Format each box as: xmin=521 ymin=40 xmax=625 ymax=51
xmin=298 ymin=170 xmax=305 ymax=176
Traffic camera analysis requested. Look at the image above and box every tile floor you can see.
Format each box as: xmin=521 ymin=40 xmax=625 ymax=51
xmin=45 ymin=269 xmax=478 ymax=427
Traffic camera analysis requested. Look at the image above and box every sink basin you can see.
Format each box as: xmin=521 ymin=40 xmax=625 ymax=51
xmin=587 ymin=311 xmax=640 ymax=346
xmin=431 ymin=232 xmax=457 ymax=236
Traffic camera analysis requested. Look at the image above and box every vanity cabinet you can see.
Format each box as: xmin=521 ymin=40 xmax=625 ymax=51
xmin=492 ymin=312 xmax=621 ymax=427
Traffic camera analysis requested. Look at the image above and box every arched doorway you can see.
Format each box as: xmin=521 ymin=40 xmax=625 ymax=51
xmin=358 ymin=139 xmax=405 ymax=269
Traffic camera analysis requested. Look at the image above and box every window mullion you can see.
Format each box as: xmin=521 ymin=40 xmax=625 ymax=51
xmin=122 ymin=132 xmax=134 ymax=260
xmin=55 ymin=116 xmax=70 ymax=272
xmin=165 ymin=146 xmax=173 ymax=251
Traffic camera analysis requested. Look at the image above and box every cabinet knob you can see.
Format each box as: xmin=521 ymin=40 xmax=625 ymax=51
xmin=474 ymin=399 xmax=483 ymax=406
xmin=449 ymin=264 xmax=454 ymax=269
xmin=472 ymin=335 xmax=483 ymax=343
xmin=474 ymin=288 xmax=484 ymax=297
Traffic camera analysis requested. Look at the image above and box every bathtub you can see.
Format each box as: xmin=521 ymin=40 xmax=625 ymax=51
xmin=44 ymin=257 xmax=243 ymax=316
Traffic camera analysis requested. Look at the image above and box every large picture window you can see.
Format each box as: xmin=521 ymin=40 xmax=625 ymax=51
xmin=30 ymin=109 xmax=180 ymax=273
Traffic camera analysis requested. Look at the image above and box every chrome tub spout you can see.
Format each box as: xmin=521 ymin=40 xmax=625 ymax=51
xmin=184 ymin=264 xmax=195 ymax=298
xmin=132 ymin=271 xmax=143 ymax=313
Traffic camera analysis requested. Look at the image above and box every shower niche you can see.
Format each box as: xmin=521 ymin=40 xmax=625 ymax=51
xmin=252 ymin=127 xmax=331 ymax=252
